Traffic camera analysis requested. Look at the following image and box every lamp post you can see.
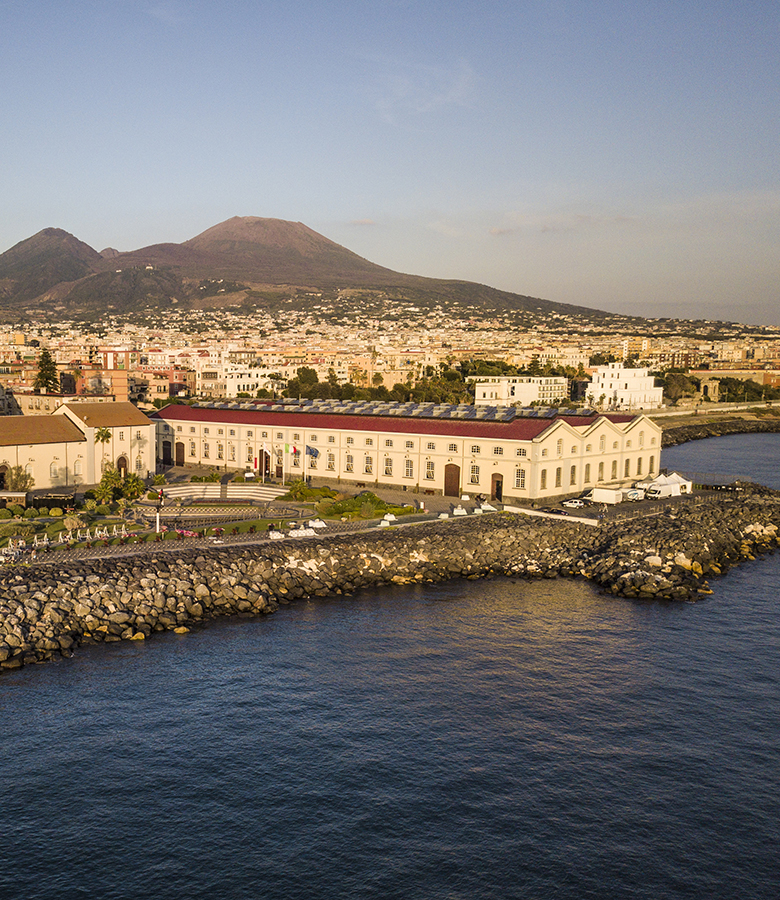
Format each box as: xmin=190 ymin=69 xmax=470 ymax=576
xmin=155 ymin=488 xmax=164 ymax=534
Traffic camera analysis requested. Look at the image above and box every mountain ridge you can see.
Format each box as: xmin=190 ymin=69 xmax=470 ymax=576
xmin=0 ymin=216 xmax=600 ymax=321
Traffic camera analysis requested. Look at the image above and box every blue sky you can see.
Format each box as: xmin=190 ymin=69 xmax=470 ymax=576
xmin=2 ymin=0 xmax=778 ymax=325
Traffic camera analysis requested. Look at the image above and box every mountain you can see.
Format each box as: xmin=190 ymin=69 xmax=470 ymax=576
xmin=0 ymin=228 xmax=104 ymax=305
xmin=0 ymin=216 xmax=592 ymax=321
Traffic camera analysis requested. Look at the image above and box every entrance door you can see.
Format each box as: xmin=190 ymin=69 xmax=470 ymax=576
xmin=175 ymin=442 xmax=185 ymax=466
xmin=491 ymin=473 xmax=503 ymax=502
xmin=162 ymin=441 xmax=172 ymax=466
xmin=117 ymin=455 xmax=128 ymax=477
xmin=261 ymin=450 xmax=271 ymax=477
xmin=444 ymin=464 xmax=460 ymax=497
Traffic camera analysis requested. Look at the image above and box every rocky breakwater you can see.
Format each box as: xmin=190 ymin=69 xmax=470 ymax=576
xmin=1 ymin=495 xmax=779 ymax=672
xmin=582 ymin=493 xmax=780 ymax=599
xmin=663 ymin=416 xmax=780 ymax=447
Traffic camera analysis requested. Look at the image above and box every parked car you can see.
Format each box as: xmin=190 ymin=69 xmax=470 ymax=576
xmin=562 ymin=499 xmax=585 ymax=509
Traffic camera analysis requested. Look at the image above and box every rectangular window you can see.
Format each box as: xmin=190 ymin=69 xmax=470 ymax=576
xmin=137 ymin=431 xmax=142 ymax=440
xmin=364 ymin=456 xmax=373 ymax=474
xmin=556 ymin=439 xmax=563 ymax=456
xmin=190 ymin=427 xmax=196 ymax=433
xmin=327 ymin=452 xmax=335 ymax=471
xmin=204 ymin=428 xmax=210 ymax=435
xmin=230 ymin=445 xmax=236 ymax=461
xmin=309 ymin=454 xmax=317 ymax=469
xmin=218 ymin=429 xmax=223 ymax=435
xmin=248 ymin=431 xmax=254 ymax=438
xmin=427 ymin=442 xmax=436 ymax=450
xmin=515 ymin=468 xmax=525 ymax=490
xmin=247 ymin=446 xmax=253 ymax=461
xmin=425 ymin=461 xmax=435 ymax=480
xmin=328 ymin=436 xmax=335 ymax=443
xmin=276 ymin=432 xmax=283 ymax=440
xmin=570 ymin=465 xmax=576 ymax=485
xmin=309 ymin=434 xmax=317 ymax=442
xmin=555 ymin=467 xmax=562 ymax=488
xmin=406 ymin=440 xmax=415 ymax=449
xmin=637 ymin=457 xmax=643 ymax=475
xmin=345 ymin=454 xmax=354 ymax=473
xmin=405 ymin=459 xmax=414 ymax=478
xmin=540 ymin=469 xmax=547 ymax=490
xmin=347 ymin=437 xmax=354 ymax=445
xmin=611 ymin=460 xmax=618 ymax=479
xmin=119 ymin=431 xmax=124 ymax=441
xmin=624 ymin=459 xmax=630 ymax=477
xmin=365 ymin=438 xmax=373 ymax=447
xmin=471 ymin=445 xmax=480 ymax=454
xmin=203 ymin=443 xmax=210 ymax=458
xmin=470 ymin=464 xmax=480 ymax=484
xmin=384 ymin=458 xmax=393 ymax=476
xmin=516 ymin=448 xmax=527 ymax=457
xmin=217 ymin=444 xmax=224 ymax=460
xmin=292 ymin=450 xmax=301 ymax=468
xmin=190 ymin=442 xmax=196 ymax=457
xmin=598 ymin=462 xmax=604 ymax=481
xmin=493 ymin=447 xmax=503 ymax=456
xmin=448 ymin=443 xmax=457 ymax=452
xmin=584 ymin=463 xmax=591 ymax=482
xmin=229 ymin=429 xmax=235 ymax=436
xmin=599 ymin=436 xmax=605 ymax=451
xmin=649 ymin=455 xmax=655 ymax=472
xmin=386 ymin=439 xmax=394 ymax=448
xmin=293 ymin=433 xmax=300 ymax=441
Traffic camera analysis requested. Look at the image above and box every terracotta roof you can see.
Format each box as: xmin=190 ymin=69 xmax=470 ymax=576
xmin=152 ymin=403 xmax=637 ymax=440
xmin=60 ymin=402 xmax=152 ymax=428
xmin=0 ymin=417 xmax=86 ymax=448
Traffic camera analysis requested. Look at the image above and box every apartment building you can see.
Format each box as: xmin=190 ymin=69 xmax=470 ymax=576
xmin=469 ymin=376 xmax=568 ymax=407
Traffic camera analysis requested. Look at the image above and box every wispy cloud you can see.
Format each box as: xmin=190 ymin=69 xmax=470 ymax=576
xmin=490 ymin=211 xmax=639 ymax=236
xmin=360 ymin=54 xmax=476 ymax=125
xmin=349 ymin=218 xmax=376 ymax=226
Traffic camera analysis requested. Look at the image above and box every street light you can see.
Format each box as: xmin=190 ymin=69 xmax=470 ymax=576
xmin=155 ymin=488 xmax=164 ymax=533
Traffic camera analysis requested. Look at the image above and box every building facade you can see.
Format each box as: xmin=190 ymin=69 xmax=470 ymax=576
xmin=153 ymin=400 xmax=661 ymax=502
xmin=469 ymin=376 xmax=568 ymax=407
xmin=587 ymin=364 xmax=664 ymax=410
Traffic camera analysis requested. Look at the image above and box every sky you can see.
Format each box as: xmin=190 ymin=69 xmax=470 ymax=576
xmin=2 ymin=0 xmax=778 ymax=325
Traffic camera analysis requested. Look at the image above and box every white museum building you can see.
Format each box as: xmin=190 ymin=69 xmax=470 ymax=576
xmin=153 ymin=399 xmax=662 ymax=503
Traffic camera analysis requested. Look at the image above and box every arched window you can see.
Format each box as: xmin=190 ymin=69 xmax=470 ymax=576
xmin=49 ymin=462 xmax=58 ymax=479
xmin=73 ymin=459 xmax=82 ymax=476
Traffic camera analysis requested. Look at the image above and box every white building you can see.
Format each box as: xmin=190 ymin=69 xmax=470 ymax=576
xmin=470 ymin=376 xmax=568 ymax=407
xmin=587 ymin=364 xmax=664 ymax=410
xmin=152 ymin=400 xmax=662 ymax=503
xmin=0 ymin=402 xmax=156 ymax=491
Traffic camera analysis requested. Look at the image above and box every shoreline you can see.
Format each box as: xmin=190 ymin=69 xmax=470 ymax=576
xmin=658 ymin=410 xmax=780 ymax=447
xmin=2 ymin=490 xmax=779 ymax=673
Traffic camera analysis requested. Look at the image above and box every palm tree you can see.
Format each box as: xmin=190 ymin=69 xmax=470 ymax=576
xmin=94 ymin=426 xmax=112 ymax=474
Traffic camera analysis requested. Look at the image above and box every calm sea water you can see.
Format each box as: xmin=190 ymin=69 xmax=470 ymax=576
xmin=1 ymin=435 xmax=779 ymax=900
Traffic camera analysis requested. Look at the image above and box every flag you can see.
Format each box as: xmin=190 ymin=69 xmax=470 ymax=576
xmin=305 ymin=445 xmax=319 ymax=457
xmin=284 ymin=443 xmax=289 ymax=454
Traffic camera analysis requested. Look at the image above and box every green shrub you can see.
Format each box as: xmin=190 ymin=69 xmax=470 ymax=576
xmin=36 ymin=506 xmax=49 ymax=516
xmin=0 ymin=509 xmax=11 ymax=519
xmin=49 ymin=507 xmax=64 ymax=517
xmin=153 ymin=474 xmax=166 ymax=485
xmin=96 ymin=504 xmax=112 ymax=516
xmin=23 ymin=507 xmax=38 ymax=519
xmin=163 ymin=530 xmax=179 ymax=540
xmin=147 ymin=491 xmax=158 ymax=501
xmin=7 ymin=504 xmax=24 ymax=517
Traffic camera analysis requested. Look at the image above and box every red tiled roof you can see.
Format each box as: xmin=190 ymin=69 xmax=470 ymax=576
xmin=152 ymin=404 xmax=637 ymax=440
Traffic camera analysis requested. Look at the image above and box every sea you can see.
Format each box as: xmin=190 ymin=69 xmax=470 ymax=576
xmin=1 ymin=434 xmax=779 ymax=900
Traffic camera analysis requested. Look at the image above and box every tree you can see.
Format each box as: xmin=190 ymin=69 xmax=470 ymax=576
xmin=34 ymin=349 xmax=59 ymax=394
xmin=94 ymin=426 xmax=112 ymax=472
xmin=5 ymin=465 xmax=34 ymax=491
xmin=120 ymin=473 xmax=146 ymax=501
xmin=94 ymin=465 xmax=122 ymax=504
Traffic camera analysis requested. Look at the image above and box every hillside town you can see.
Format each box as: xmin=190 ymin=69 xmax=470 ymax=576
xmin=2 ymin=304 xmax=780 ymax=416
xmin=0 ymin=304 xmax=778 ymax=499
